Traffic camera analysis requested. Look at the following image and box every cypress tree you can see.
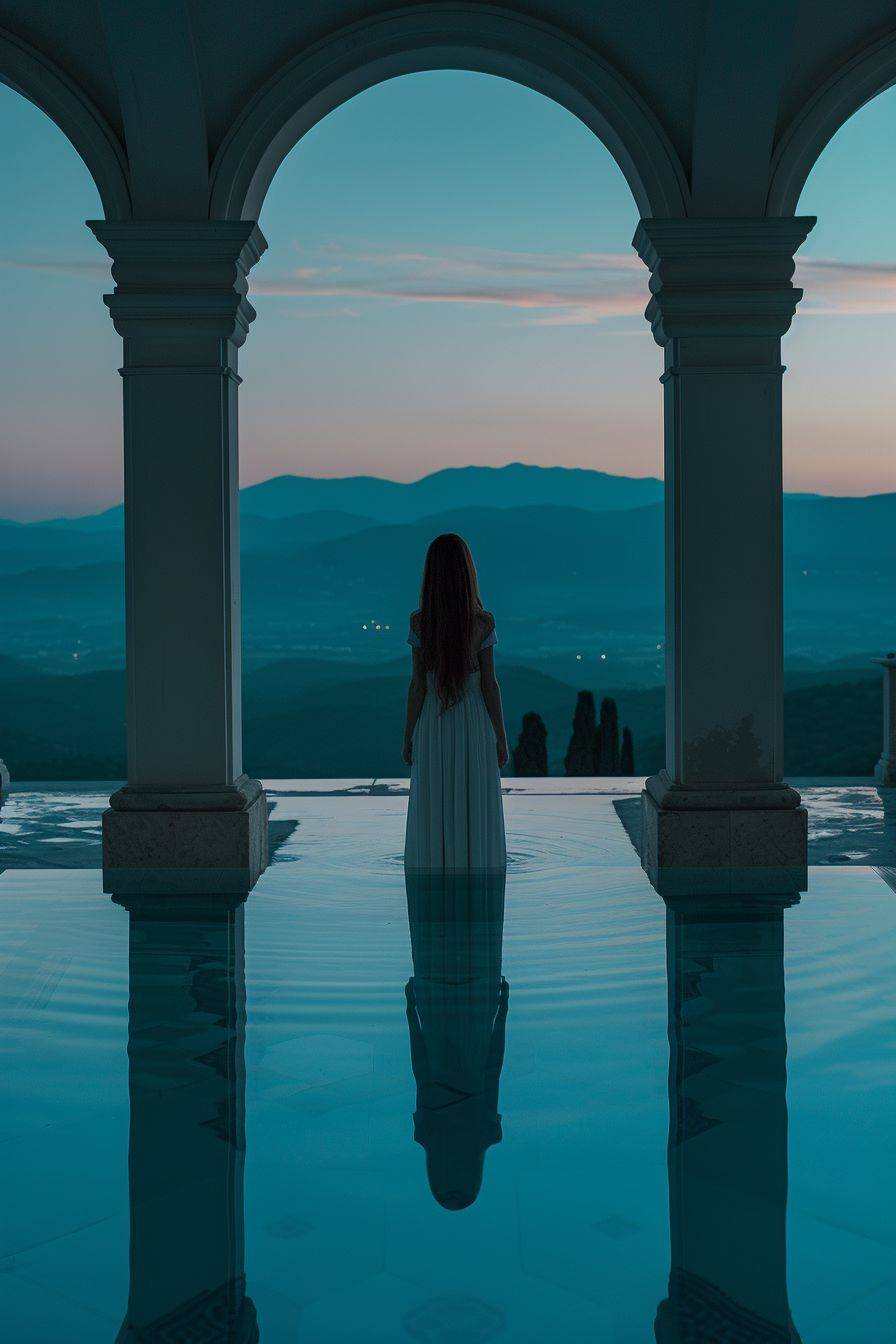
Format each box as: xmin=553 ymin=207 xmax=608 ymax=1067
xmin=513 ymin=712 xmax=548 ymax=776
xmin=565 ymin=691 xmax=598 ymax=775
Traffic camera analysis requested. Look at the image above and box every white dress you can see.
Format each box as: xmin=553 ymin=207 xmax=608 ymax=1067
xmin=404 ymin=616 xmax=507 ymax=873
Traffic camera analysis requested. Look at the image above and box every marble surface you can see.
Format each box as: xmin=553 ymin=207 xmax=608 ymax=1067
xmin=1 ymin=778 xmax=891 ymax=872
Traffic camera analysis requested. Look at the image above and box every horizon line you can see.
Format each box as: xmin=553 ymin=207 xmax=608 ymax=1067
xmin=7 ymin=459 xmax=896 ymax=528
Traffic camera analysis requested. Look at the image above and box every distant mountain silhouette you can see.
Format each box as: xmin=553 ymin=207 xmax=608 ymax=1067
xmin=237 ymin=463 xmax=664 ymax=520
xmin=39 ymin=503 xmax=125 ymax=531
xmin=0 ymin=520 xmax=123 ymax=572
xmin=241 ymin=509 xmax=379 ymax=551
xmin=1 ymin=467 xmax=893 ymax=683
xmin=1 ymin=490 xmax=895 ymax=675
xmin=19 ymin=463 xmax=664 ymax=534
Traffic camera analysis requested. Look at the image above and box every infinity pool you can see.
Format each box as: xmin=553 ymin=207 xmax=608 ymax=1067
xmin=1 ymin=793 xmax=894 ymax=1341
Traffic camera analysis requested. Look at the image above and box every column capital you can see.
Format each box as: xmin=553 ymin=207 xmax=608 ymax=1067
xmin=87 ymin=220 xmax=268 ymax=347
xmin=632 ymin=217 xmax=816 ymax=345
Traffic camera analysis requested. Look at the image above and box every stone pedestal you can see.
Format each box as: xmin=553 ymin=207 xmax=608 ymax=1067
xmin=633 ymin=217 xmax=814 ymax=893
xmin=89 ymin=221 xmax=270 ymax=896
xmin=642 ymin=779 xmax=807 ymax=896
xmin=102 ymin=775 xmax=268 ymax=895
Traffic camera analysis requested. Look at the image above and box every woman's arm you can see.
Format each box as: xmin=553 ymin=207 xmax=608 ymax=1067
xmin=402 ymin=646 xmax=427 ymax=764
xmin=479 ymin=646 xmax=508 ymax=768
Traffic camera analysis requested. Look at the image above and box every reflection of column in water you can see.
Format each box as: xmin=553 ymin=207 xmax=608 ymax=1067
xmin=116 ymin=895 xmax=259 ymax=1344
xmin=404 ymin=871 xmax=508 ymax=1211
xmin=878 ymin=787 xmax=896 ymax=871
xmin=656 ymin=896 xmax=802 ymax=1344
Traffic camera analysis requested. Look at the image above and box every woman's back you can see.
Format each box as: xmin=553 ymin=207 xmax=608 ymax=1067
xmin=409 ymin=608 xmax=497 ymax=681
xmin=402 ymin=535 xmax=507 ymax=873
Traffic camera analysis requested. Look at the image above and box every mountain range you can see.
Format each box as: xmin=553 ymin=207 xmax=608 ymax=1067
xmin=25 ymin=462 xmax=662 ymax=533
xmin=0 ymin=649 xmax=881 ymax=781
xmin=0 ymin=462 xmax=890 ymax=779
xmin=1 ymin=465 xmax=893 ymax=672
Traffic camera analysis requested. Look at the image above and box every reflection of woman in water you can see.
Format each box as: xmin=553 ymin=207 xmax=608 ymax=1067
xmin=404 ymin=871 xmax=508 ymax=1209
xmin=403 ymin=533 xmax=507 ymax=872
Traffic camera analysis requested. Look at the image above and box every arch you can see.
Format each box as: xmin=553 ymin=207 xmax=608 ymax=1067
xmin=0 ymin=26 xmax=131 ymax=220
xmin=209 ymin=4 xmax=688 ymax=222
xmin=768 ymin=28 xmax=896 ymax=215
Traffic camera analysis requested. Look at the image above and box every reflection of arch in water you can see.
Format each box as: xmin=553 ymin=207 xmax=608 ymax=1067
xmin=404 ymin=871 xmax=508 ymax=1211
xmin=115 ymin=894 xmax=259 ymax=1344
xmin=656 ymin=895 xmax=802 ymax=1344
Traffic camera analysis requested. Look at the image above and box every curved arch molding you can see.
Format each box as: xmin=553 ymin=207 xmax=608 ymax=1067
xmin=210 ymin=4 xmax=688 ymax=221
xmin=768 ymin=28 xmax=896 ymax=215
xmin=0 ymin=26 xmax=131 ymax=219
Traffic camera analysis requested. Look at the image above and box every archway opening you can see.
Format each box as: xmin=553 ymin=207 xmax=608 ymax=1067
xmin=782 ymin=83 xmax=896 ymax=777
xmin=0 ymin=82 xmax=124 ymax=784
xmin=237 ymin=70 xmax=665 ymax=780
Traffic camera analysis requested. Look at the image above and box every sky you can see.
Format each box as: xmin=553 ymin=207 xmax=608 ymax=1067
xmin=1 ymin=71 xmax=895 ymax=520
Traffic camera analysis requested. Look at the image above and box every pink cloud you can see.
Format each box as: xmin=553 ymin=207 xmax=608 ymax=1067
xmin=796 ymin=256 xmax=896 ymax=315
xmin=11 ymin=245 xmax=896 ymax=325
xmin=0 ymin=257 xmax=110 ymax=278
xmin=252 ymin=243 xmax=645 ymax=324
xmin=252 ymin=274 xmax=646 ymax=324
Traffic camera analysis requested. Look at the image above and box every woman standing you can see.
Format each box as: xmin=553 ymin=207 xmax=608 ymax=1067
xmin=403 ymin=534 xmax=507 ymax=872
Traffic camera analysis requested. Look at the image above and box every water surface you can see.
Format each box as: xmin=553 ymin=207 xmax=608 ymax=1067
xmin=1 ymin=795 xmax=894 ymax=1341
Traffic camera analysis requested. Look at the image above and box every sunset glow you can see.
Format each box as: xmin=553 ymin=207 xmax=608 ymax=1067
xmin=1 ymin=71 xmax=894 ymax=520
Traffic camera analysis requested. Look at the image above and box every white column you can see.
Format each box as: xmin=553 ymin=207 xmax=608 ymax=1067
xmin=873 ymin=652 xmax=896 ymax=788
xmin=88 ymin=221 xmax=269 ymax=895
xmin=633 ymin=218 xmax=814 ymax=895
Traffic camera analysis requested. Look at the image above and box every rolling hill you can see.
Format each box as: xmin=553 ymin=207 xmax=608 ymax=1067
xmin=2 ymin=490 xmax=893 ymax=671
xmin=0 ymin=655 xmax=881 ymax=781
xmin=0 ymin=465 xmax=892 ymax=711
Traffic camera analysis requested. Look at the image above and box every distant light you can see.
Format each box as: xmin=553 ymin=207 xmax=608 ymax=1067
xmin=575 ymin=653 xmax=583 ymax=661
xmin=362 ymin=624 xmax=368 ymax=630
xmin=802 ymin=569 xmax=808 ymax=576
xmin=655 ymin=643 xmax=661 ymax=650
xmin=73 ymin=652 xmax=79 ymax=660
xmin=600 ymin=653 xmax=607 ymax=661
xmin=375 ymin=624 xmax=382 ymax=631
xmin=385 ymin=624 xmax=391 ymax=631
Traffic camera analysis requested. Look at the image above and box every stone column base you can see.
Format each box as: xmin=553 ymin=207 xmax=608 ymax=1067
xmin=641 ymin=787 xmax=808 ymax=897
xmin=102 ymin=775 xmax=269 ymax=896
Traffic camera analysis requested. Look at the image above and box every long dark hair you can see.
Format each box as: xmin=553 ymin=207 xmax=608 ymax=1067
xmin=417 ymin=534 xmax=484 ymax=710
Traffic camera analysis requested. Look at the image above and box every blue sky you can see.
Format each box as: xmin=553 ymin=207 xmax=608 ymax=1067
xmin=0 ymin=71 xmax=894 ymax=519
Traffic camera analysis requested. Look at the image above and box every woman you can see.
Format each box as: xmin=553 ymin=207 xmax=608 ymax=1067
xmin=403 ymin=534 xmax=507 ymax=872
